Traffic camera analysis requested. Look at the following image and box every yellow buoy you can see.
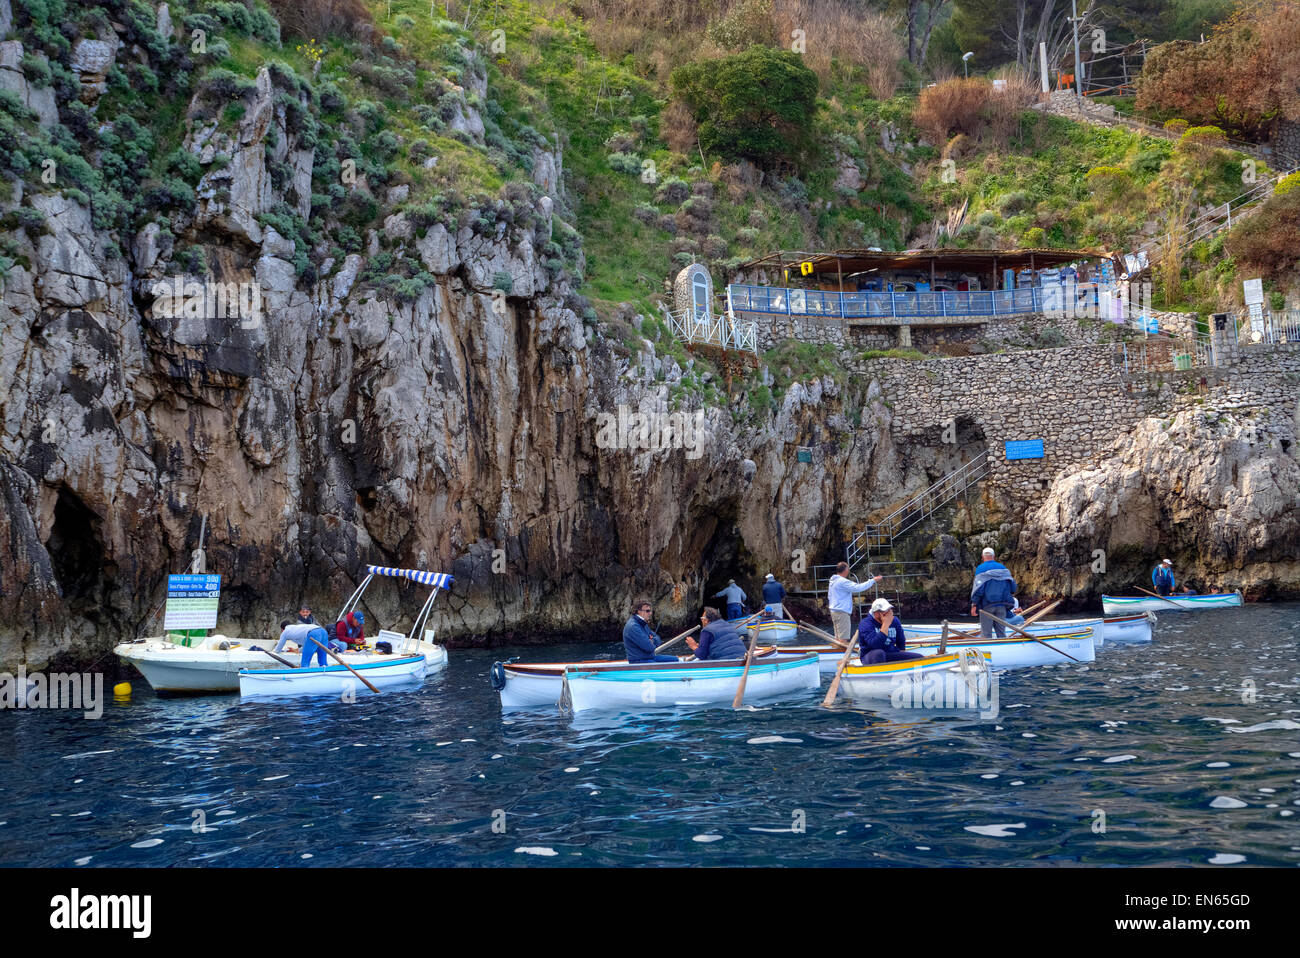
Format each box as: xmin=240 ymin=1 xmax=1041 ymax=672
xmin=113 ymin=682 xmax=132 ymax=697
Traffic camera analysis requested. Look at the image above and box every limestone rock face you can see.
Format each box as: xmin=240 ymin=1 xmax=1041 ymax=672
xmin=1018 ymin=408 xmax=1300 ymax=596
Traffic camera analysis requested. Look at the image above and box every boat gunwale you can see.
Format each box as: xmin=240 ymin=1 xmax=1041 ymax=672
xmin=563 ymin=651 xmax=816 ymax=680
xmin=238 ymin=653 xmax=426 ymax=677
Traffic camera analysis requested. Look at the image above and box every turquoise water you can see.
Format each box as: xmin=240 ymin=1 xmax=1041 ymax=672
xmin=1 ymin=603 xmax=1298 ymax=866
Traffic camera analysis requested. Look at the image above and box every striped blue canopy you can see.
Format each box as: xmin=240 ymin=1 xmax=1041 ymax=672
xmin=366 ymin=565 xmax=454 ymax=588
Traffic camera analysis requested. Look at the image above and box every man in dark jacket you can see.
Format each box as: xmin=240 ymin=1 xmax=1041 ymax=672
xmin=623 ymin=598 xmax=678 ymax=663
xmin=761 ymin=573 xmax=786 ymax=618
xmin=335 ymin=611 xmax=366 ymax=650
xmin=1152 ymin=559 xmax=1175 ymax=596
xmin=686 ymin=607 xmax=749 ymax=661
xmin=858 ymin=598 xmax=924 ymax=665
xmin=970 ymin=547 xmax=1017 ymax=638
xmin=296 ymin=605 xmax=318 ymax=625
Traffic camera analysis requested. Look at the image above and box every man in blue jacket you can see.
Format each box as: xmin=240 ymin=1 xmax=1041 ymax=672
xmin=685 ymin=607 xmax=749 ymax=661
xmin=761 ymin=573 xmax=786 ymax=617
xmin=858 ymin=598 xmax=924 ymax=665
xmin=970 ymin=547 xmax=1017 ymax=638
xmin=1152 ymin=559 xmax=1175 ymax=596
xmin=623 ymin=598 xmax=678 ymax=663
xmin=713 ymin=579 xmax=747 ymax=620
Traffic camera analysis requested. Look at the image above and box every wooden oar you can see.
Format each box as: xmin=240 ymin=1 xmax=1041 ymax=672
xmin=654 ymin=624 xmax=700 ymax=654
xmin=821 ymin=635 xmax=859 ymax=707
xmin=731 ymin=624 xmax=762 ymax=709
xmin=307 ymin=634 xmax=381 ymax=694
xmin=251 ymin=646 xmax=298 ymax=669
xmin=980 ymin=606 xmax=1083 ymax=663
xmin=1135 ymin=585 xmax=1185 ymax=610
xmin=797 ymin=620 xmax=847 ymax=648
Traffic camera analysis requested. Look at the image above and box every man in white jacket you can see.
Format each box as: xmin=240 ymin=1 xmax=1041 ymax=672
xmin=827 ymin=562 xmax=883 ymax=645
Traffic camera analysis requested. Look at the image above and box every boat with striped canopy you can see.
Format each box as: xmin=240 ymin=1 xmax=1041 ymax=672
xmin=1101 ymin=591 xmax=1242 ymax=615
xmin=561 ymin=652 xmax=820 ymax=712
xmin=236 ymin=564 xmax=454 ymax=698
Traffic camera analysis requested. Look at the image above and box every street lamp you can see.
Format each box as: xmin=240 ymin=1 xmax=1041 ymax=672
xmin=962 ymin=52 xmax=974 ymax=79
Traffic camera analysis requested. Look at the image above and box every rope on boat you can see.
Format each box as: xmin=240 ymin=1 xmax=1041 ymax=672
xmin=957 ymin=647 xmax=988 ymax=700
xmin=558 ymin=673 xmax=573 ymax=714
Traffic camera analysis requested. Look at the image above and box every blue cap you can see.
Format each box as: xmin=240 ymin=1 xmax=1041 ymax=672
xmin=354 ymin=612 xmax=365 ymax=623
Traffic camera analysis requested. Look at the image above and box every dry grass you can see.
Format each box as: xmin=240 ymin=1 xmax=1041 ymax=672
xmin=771 ymin=0 xmax=904 ymax=95
xmin=661 ymin=98 xmax=699 ymax=155
xmin=914 ymin=74 xmax=1035 ymax=147
xmin=264 ymin=0 xmax=373 ymax=40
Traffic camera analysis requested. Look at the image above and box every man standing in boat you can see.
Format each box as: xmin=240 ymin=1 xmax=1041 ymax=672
xmin=1152 ymin=559 xmax=1175 ymax=596
xmin=761 ymin=573 xmax=786 ymax=618
xmin=685 ymin=607 xmax=748 ymax=660
xmin=970 ymin=547 xmax=1017 ymax=638
xmin=828 ymin=562 xmax=883 ymax=646
xmin=623 ymin=598 xmax=679 ymax=663
xmin=713 ymin=579 xmax=747 ymax=620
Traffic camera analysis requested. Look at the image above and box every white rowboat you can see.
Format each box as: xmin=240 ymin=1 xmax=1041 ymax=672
xmin=562 ymin=653 xmax=820 ymax=712
xmin=731 ymin=616 xmax=798 ymax=641
xmin=1101 ymin=591 xmax=1242 ymax=615
xmin=778 ymin=627 xmax=1094 ymax=673
xmin=837 ymin=651 xmax=993 ymax=709
xmin=239 ymin=654 xmax=427 ymax=698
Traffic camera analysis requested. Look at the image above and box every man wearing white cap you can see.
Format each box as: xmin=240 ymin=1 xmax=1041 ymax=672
xmin=858 ymin=598 xmax=924 ymax=665
xmin=761 ymin=573 xmax=786 ymax=618
xmin=827 ymin=561 xmax=883 ymax=645
xmin=970 ymin=547 xmax=1017 ymax=638
xmin=1152 ymin=559 xmax=1175 ymax=596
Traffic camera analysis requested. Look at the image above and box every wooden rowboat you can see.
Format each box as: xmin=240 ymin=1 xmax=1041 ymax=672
xmin=837 ymin=650 xmax=993 ymax=710
xmin=1101 ymin=591 xmax=1242 ymax=615
xmin=731 ymin=616 xmax=798 ymax=641
xmin=562 ymin=653 xmax=820 ymax=712
xmin=778 ymin=627 xmax=1094 ymax=673
xmin=238 ymin=653 xmax=427 ymax=698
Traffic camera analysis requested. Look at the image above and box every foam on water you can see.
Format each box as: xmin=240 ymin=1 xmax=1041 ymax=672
xmin=965 ymin=823 xmax=1026 ymax=837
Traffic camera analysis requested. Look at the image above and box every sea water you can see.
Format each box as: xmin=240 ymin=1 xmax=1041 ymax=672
xmin=1 ymin=602 xmax=1297 ymax=866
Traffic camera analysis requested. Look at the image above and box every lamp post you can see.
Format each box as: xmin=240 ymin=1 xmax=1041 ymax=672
xmin=962 ymin=51 xmax=973 ymax=79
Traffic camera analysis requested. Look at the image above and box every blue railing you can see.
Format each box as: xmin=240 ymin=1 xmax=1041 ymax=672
xmin=727 ymin=283 xmax=1087 ymax=319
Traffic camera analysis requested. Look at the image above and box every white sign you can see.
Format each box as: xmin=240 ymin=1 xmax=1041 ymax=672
xmin=1242 ymin=278 xmax=1264 ymax=306
xmin=164 ymin=574 xmax=221 ymax=630
xmin=1248 ymin=303 xmax=1265 ymax=340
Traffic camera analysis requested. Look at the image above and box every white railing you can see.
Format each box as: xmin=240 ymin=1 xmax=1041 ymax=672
xmin=1239 ymin=309 xmax=1300 ymax=346
xmin=662 ymin=305 xmax=758 ymax=354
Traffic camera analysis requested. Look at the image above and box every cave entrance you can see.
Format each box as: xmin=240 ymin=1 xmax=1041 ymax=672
xmin=693 ymin=497 xmax=763 ymax=616
xmin=45 ymin=485 xmax=107 ymax=619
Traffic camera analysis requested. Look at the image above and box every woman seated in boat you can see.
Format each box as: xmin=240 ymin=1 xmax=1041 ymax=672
xmin=685 ymin=607 xmax=749 ymax=661
xmin=1006 ymin=596 xmax=1025 ymax=626
xmin=858 ymin=598 xmax=924 ymax=666
xmin=1175 ymin=584 xmax=1198 ymax=596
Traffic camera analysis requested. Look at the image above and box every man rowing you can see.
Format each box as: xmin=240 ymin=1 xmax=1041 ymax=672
xmin=858 ymin=598 xmax=923 ymax=665
xmin=685 ymin=607 xmax=748 ymax=661
xmin=970 ymin=547 xmax=1017 ymax=638
xmin=623 ymin=597 xmax=679 ymax=663
xmin=828 ymin=562 xmax=884 ymax=645
xmin=1152 ymin=559 xmax=1175 ymax=596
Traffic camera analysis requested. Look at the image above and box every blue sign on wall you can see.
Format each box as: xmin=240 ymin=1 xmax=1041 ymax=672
xmin=1005 ymin=440 xmax=1044 ymax=460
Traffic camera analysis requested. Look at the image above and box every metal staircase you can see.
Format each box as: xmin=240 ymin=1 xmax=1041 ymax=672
xmin=791 ymin=451 xmax=991 ymax=600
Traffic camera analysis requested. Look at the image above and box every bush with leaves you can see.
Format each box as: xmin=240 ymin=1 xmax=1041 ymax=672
xmin=670 ymin=46 xmax=818 ymax=170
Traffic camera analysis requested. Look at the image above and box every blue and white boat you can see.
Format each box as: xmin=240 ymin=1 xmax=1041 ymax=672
xmin=239 ymin=654 xmax=427 ymax=698
xmin=1101 ymin=591 xmax=1242 ymax=615
xmin=731 ymin=614 xmax=798 ymax=641
xmin=562 ymin=653 xmax=820 ymax=712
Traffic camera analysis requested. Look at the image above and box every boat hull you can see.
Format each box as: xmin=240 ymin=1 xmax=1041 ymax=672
xmin=564 ymin=653 xmax=820 ymax=712
xmin=730 ymin=617 xmax=798 ymax=641
xmin=239 ymin=654 xmax=427 ymax=698
xmin=1101 ymin=592 xmax=1242 ymax=614
xmin=838 ymin=653 xmax=992 ymax=707
xmin=1098 ymin=613 xmax=1155 ymax=644
xmin=781 ymin=629 xmax=1094 ymax=673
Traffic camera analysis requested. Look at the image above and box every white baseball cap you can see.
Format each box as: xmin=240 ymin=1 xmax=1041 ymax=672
xmin=1161 ymin=558 xmax=1172 ymax=565
xmin=765 ymin=573 xmax=774 ymax=580
xmin=982 ymin=547 xmax=995 ymax=557
xmin=869 ymin=598 xmax=894 ymax=613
